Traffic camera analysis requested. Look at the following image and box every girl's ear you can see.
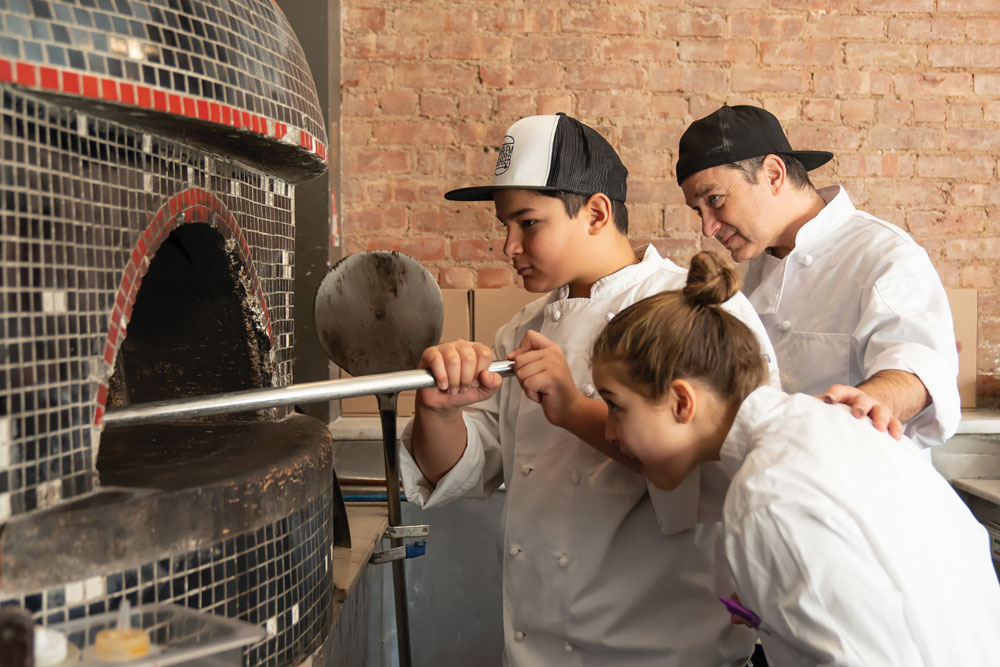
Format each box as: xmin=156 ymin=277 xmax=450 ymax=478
xmin=668 ymin=379 xmax=697 ymax=425
xmin=585 ymin=192 xmax=613 ymax=234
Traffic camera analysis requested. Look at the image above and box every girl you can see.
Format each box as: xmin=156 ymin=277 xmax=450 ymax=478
xmin=591 ymin=251 xmax=1000 ymax=666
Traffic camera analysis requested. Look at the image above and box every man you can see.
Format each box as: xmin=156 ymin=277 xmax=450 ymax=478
xmin=676 ymin=105 xmax=959 ymax=450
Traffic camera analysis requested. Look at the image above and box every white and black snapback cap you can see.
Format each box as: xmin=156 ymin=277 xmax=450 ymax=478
xmin=445 ymin=113 xmax=628 ymax=202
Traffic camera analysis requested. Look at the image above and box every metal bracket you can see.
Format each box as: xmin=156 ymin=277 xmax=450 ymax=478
xmin=384 ymin=524 xmax=429 ymax=539
xmin=370 ymin=540 xmax=426 ymax=565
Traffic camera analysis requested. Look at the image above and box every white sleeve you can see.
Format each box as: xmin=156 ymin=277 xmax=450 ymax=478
xmin=854 ymin=246 xmax=960 ymax=448
xmin=724 ymin=501 xmax=922 ymax=666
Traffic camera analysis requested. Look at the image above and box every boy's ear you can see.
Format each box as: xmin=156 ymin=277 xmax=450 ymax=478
xmin=585 ymin=193 xmax=613 ymax=234
xmin=668 ymin=379 xmax=697 ymax=425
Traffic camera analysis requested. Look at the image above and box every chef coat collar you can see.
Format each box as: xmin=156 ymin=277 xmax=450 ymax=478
xmin=549 ymin=244 xmax=664 ymax=304
xmin=784 ymin=184 xmax=853 ymax=257
xmin=718 ymin=385 xmax=788 ymax=479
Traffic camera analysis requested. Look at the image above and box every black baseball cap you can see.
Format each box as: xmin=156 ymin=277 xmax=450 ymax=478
xmin=445 ymin=113 xmax=628 ymax=202
xmin=675 ymin=105 xmax=833 ymax=186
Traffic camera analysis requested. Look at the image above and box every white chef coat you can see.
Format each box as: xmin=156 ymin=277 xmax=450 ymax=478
xmin=720 ymin=386 xmax=1000 ymax=666
xmin=741 ymin=185 xmax=959 ymax=449
xmin=400 ymin=246 xmax=780 ymax=666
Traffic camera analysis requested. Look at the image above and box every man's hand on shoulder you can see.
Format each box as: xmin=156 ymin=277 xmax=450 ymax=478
xmin=817 ymin=384 xmax=904 ymax=440
xmin=509 ymin=330 xmax=585 ymax=429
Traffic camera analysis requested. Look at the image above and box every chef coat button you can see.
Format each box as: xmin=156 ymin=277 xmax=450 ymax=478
xmin=569 ymin=467 xmax=581 ymax=485
xmin=778 ymin=320 xmax=791 ymax=332
xmin=558 ymin=554 xmax=570 ymax=568
xmin=606 ymin=311 xmax=615 ymax=321
xmin=581 ymin=383 xmax=596 ymax=398
xmin=510 ymin=545 xmax=522 ymax=556
xmin=552 ymin=310 xmax=562 ymax=321
xmin=520 ymin=464 xmax=532 ymax=476
xmin=800 ymin=254 xmax=814 ymax=267
xmin=564 ymin=641 xmax=574 ymax=652
xmin=515 ymin=631 xmax=525 ymax=642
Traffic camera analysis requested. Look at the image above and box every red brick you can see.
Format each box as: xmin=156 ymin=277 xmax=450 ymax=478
xmin=393 ymin=7 xmax=477 ymax=32
xmin=599 ymin=38 xmax=679 ymax=62
xmin=651 ymin=95 xmax=687 ymax=120
xmin=653 ymin=11 xmax=728 ymax=37
xmin=943 ymin=237 xmax=1000 ymax=261
xmin=690 ymin=0 xmax=765 ymax=7
xmin=939 ymin=0 xmax=1000 ymax=10
xmin=787 ymin=126 xmax=865 ymax=151
xmin=345 ymin=7 xmax=386 ymax=31
xmin=836 ymin=153 xmax=915 ymax=178
xmin=537 ymin=94 xmax=574 ymax=115
xmin=729 ymin=15 xmax=805 ymax=39
xmin=452 ymin=238 xmax=506 ymax=261
xmin=560 ymin=9 xmax=645 ymax=35
xmin=950 ymin=184 xmax=1000 ymax=207
xmin=802 ymin=99 xmax=836 ymax=122
xmin=877 ymin=99 xmax=913 ymax=124
xmin=930 ymin=45 xmax=1000 ymax=69
xmin=478 ymin=267 xmax=517 ymax=288
xmin=511 ymin=63 xmax=563 ymax=89
xmin=681 ymin=68 xmax=729 ymax=93
xmin=913 ymin=100 xmax=948 ymax=123
xmin=394 ymin=63 xmax=478 ymax=90
xmin=343 ymin=95 xmax=378 ymax=116
xmin=346 ymin=34 xmax=426 ymax=60
xmin=497 ymin=94 xmax=534 ymax=118
xmin=985 ymin=101 xmax=1000 ymax=122
xmin=960 ymin=265 xmax=994 ymax=289
xmin=762 ymin=98 xmax=800 ymax=121
xmin=629 ymin=179 xmax=676 ymax=206
xmin=648 ymin=238 xmax=703 ymax=264
xmin=479 ymin=7 xmax=526 ymax=31
xmin=365 ymin=235 xmax=447 ymax=261
xmin=846 ymin=43 xmax=919 ymax=68
xmin=965 ymin=18 xmax=1000 ymax=42
xmin=379 ymin=90 xmax=419 ymax=115
xmin=762 ymin=41 xmax=839 ymax=65
xmin=974 ymin=73 xmax=1000 ymax=95
xmin=565 ymin=64 xmax=644 ymax=90
xmin=840 ymin=99 xmax=875 ymax=123
xmin=887 ymin=17 xmax=964 ymax=42
xmin=621 ymin=125 xmax=683 ymax=152
xmin=528 ymin=9 xmax=558 ymax=32
xmin=346 ymin=205 xmax=408 ymax=232
xmin=438 ymin=267 xmax=475 ymax=289
xmin=732 ymin=67 xmax=810 ymax=92
xmin=948 ymin=102 xmax=985 ymax=123
xmin=859 ymin=0 xmax=934 ymax=10
xmin=373 ymin=121 xmax=453 ymax=145
xmin=344 ymin=150 xmax=410 ymax=175
xmin=867 ymin=126 xmax=941 ymax=150
xmin=420 ymin=93 xmax=456 ymax=117
xmin=512 ymin=36 xmax=595 ymax=61
xmin=893 ymin=72 xmax=973 ymax=97
xmin=866 ymin=181 xmax=949 ymax=207
xmin=680 ymin=39 xmax=757 ymax=62
xmin=814 ymin=70 xmax=893 ymax=96
xmin=429 ymin=36 xmax=511 ymax=60
xmin=946 ymin=128 xmax=1000 ymax=152
xmin=772 ymin=0 xmax=852 ymax=8
xmin=908 ymin=210 xmax=988 ymax=238
xmin=649 ymin=66 xmax=683 ymax=92
xmin=917 ymin=155 xmax=995 ymax=180
xmin=412 ymin=206 xmax=495 ymax=235
xmin=341 ymin=63 xmax=393 ymax=89
xmin=813 ymin=14 xmax=885 ymax=39
xmin=457 ymin=96 xmax=493 ymax=119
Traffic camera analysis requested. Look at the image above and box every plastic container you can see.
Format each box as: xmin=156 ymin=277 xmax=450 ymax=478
xmin=47 ymin=603 xmax=266 ymax=666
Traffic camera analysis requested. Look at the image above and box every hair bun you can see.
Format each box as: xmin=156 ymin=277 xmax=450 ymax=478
xmin=682 ymin=251 xmax=741 ymax=307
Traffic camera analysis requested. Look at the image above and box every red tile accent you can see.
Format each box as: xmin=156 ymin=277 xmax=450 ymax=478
xmin=197 ymin=99 xmax=210 ymax=120
xmin=168 ymin=94 xmax=182 ymax=115
xmin=137 ymin=236 xmax=148 ymax=257
xmin=120 ymin=83 xmax=135 ymax=105
xmin=242 ymin=111 xmax=252 ymax=129
xmin=101 ymin=78 xmax=118 ymax=101
xmin=274 ymin=121 xmax=287 ymax=139
xmin=94 ymin=406 xmax=104 ymax=426
xmin=232 ymin=107 xmax=241 ymax=127
xmin=130 ymin=246 xmax=142 ymax=268
xmin=115 ymin=290 xmax=127 ymax=313
xmin=104 ymin=342 xmax=115 ymax=365
xmin=15 ymin=62 xmax=36 ymax=87
xmin=182 ymin=96 xmax=196 ymax=118
xmin=137 ymin=86 xmax=152 ymax=108
xmin=222 ymin=105 xmax=232 ymax=125
xmin=81 ymin=75 xmax=99 ymax=98
xmin=0 ymin=59 xmax=12 ymax=83
xmin=153 ymin=90 xmax=167 ymax=111
xmin=121 ymin=273 xmax=132 ymax=295
xmin=97 ymin=384 xmax=109 ymax=405
xmin=62 ymin=71 xmax=80 ymax=94
xmin=210 ymin=102 xmax=221 ymax=123
xmin=251 ymin=115 xmax=260 ymax=133
xmin=108 ymin=321 xmax=119 ymax=347
xmin=40 ymin=67 xmax=59 ymax=90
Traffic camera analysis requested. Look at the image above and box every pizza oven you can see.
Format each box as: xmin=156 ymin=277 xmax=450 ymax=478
xmin=0 ymin=1 xmax=336 ymax=664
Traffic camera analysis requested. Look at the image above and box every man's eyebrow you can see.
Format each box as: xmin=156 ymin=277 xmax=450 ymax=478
xmin=692 ymin=183 xmax=718 ymax=199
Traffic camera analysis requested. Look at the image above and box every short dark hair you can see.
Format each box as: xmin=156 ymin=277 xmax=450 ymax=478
xmin=727 ymin=153 xmax=813 ymax=190
xmin=541 ymin=191 xmax=629 ymax=235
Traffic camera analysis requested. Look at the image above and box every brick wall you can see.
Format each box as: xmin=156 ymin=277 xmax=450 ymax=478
xmin=340 ymin=0 xmax=1000 ymax=404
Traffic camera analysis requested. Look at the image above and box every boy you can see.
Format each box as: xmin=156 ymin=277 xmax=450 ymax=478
xmin=399 ymin=113 xmax=779 ymax=665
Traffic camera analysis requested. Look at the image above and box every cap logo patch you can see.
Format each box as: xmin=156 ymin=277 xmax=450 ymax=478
xmin=495 ymin=135 xmax=514 ymax=175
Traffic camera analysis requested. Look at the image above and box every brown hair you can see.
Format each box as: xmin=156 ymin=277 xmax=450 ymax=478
xmin=728 ymin=153 xmax=814 ymax=190
xmin=592 ymin=251 xmax=767 ymax=402
xmin=541 ymin=190 xmax=629 ymax=235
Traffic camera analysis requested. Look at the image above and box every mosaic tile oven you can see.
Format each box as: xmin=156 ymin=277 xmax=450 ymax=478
xmin=0 ymin=1 xmax=334 ymax=665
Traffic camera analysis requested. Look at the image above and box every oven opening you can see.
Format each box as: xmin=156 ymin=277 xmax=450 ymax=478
xmin=106 ymin=222 xmax=272 ymax=419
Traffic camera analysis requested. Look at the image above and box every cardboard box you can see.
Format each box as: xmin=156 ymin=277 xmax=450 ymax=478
xmin=946 ymin=288 xmax=977 ymax=409
xmin=471 ymin=288 xmax=540 ymax=346
xmin=339 ymin=288 xmax=472 ymax=417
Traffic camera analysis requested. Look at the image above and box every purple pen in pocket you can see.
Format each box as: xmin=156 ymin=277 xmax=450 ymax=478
xmin=719 ymin=596 xmax=771 ymax=636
